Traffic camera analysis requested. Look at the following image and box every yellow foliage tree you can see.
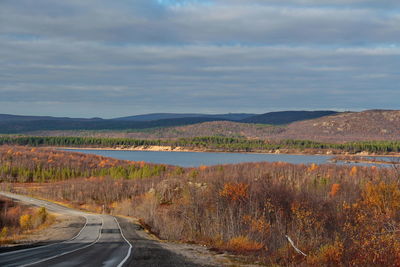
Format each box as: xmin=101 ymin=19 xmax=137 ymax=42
xmin=0 ymin=227 xmax=9 ymax=239
xmin=19 ymin=214 xmax=32 ymax=230
xmin=341 ymin=182 xmax=400 ymax=265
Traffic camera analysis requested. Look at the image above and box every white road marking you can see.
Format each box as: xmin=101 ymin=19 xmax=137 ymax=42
xmin=0 ymin=215 xmax=89 ymax=256
xmin=21 ymin=217 xmax=104 ymax=267
xmin=1 ymin=192 xmax=133 ymax=267
xmin=0 ymin=192 xmax=91 ymax=256
xmin=114 ymin=217 xmax=133 ymax=267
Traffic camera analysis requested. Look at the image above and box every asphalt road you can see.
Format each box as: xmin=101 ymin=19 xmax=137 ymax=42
xmin=0 ymin=192 xmax=131 ymax=267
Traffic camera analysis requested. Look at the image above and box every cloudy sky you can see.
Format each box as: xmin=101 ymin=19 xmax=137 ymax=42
xmin=1 ymin=0 xmax=399 ymax=118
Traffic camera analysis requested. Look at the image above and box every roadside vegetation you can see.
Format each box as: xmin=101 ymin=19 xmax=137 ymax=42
xmin=0 ymin=197 xmax=53 ymax=244
xmin=1 ymin=136 xmax=400 ymax=154
xmin=0 ymin=146 xmax=169 ymax=182
xmin=1 ymin=146 xmax=400 ymax=265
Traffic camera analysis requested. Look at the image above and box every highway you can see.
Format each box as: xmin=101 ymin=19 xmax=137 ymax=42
xmin=0 ymin=192 xmax=131 ymax=267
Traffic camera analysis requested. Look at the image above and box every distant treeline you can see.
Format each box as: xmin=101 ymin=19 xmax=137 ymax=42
xmin=1 ymin=136 xmax=400 ymax=154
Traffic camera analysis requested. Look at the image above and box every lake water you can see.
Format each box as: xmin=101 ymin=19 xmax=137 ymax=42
xmin=63 ymin=149 xmax=334 ymax=167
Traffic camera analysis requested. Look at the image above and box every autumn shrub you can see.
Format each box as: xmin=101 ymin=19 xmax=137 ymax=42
xmin=225 ymin=236 xmax=264 ymax=253
xmin=0 ymin=227 xmax=9 ymax=239
xmin=339 ymin=181 xmax=400 ymax=266
xmin=329 ymin=183 xmax=340 ymax=197
xmin=19 ymin=214 xmax=32 ymax=230
xmin=219 ymin=182 xmax=249 ymax=201
xmin=5 ymin=206 xmax=22 ymax=227
xmin=31 ymin=207 xmax=48 ymax=228
xmin=131 ymin=192 xmax=158 ymax=228
xmin=154 ymin=179 xmax=183 ymax=204
xmin=0 ymin=197 xmax=54 ymax=244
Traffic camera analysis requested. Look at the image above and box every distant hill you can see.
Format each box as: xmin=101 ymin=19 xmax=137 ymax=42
xmin=6 ymin=109 xmax=398 ymax=142
xmin=0 ymin=116 xmax=230 ymax=134
xmin=113 ymin=113 xmax=256 ymax=121
xmin=276 ymin=110 xmax=400 ymax=142
xmin=116 ymin=111 xmax=338 ymax=124
xmin=0 ymin=114 xmax=102 ymax=122
xmin=241 ymin=111 xmax=338 ymax=124
xmin=26 ymin=121 xmax=285 ymax=139
xmin=0 ymin=111 xmax=341 ymax=134
xmin=28 ymin=110 xmax=400 ymax=142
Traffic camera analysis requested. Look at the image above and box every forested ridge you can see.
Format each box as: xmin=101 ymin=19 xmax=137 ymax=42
xmin=0 ymin=117 xmax=229 ymax=133
xmin=1 ymin=110 xmax=400 ymax=142
xmin=1 ymin=136 xmax=400 ymax=154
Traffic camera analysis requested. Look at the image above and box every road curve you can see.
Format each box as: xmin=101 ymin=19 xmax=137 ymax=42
xmin=0 ymin=192 xmax=131 ymax=267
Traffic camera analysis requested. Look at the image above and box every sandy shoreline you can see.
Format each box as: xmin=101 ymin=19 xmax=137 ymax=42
xmin=57 ymin=145 xmax=202 ymax=153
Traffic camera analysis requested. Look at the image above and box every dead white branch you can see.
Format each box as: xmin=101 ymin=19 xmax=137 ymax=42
xmin=285 ymin=235 xmax=307 ymax=256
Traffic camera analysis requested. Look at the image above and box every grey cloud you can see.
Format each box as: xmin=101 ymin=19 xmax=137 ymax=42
xmin=1 ymin=1 xmax=400 ymax=45
xmin=1 ymin=38 xmax=398 ymax=100
xmin=0 ymin=0 xmax=399 ymax=117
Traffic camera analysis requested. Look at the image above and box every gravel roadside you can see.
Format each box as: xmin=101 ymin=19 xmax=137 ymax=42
xmin=116 ymin=216 xmax=231 ymax=267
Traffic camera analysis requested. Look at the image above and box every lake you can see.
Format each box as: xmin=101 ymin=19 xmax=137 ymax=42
xmin=63 ymin=149 xmax=334 ymax=167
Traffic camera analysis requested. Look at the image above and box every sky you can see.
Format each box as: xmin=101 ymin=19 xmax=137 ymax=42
xmin=0 ymin=0 xmax=399 ymax=118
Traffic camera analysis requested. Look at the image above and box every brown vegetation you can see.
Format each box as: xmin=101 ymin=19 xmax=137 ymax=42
xmin=0 ymin=197 xmax=53 ymax=244
xmin=28 ymin=121 xmax=284 ymax=140
xmin=0 ymin=146 xmax=172 ymax=182
xmin=332 ymin=155 xmax=400 ymax=165
xmin=279 ymin=110 xmax=400 ymax=142
xmin=2 ymin=146 xmax=400 ymax=265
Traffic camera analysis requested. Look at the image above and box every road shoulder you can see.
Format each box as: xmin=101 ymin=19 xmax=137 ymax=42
xmin=0 ymin=211 xmax=85 ymax=253
xmin=116 ymin=216 xmax=247 ymax=267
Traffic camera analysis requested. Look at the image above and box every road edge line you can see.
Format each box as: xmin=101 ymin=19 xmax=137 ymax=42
xmin=0 ymin=192 xmax=89 ymax=256
xmin=114 ymin=217 xmax=133 ymax=267
xmin=20 ymin=217 xmax=104 ymax=267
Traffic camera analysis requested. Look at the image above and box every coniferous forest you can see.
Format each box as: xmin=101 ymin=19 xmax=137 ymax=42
xmin=1 ymin=136 xmax=400 ymax=154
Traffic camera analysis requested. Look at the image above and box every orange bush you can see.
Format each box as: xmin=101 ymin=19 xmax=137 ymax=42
xmin=98 ymin=160 xmax=107 ymax=167
xmin=329 ymin=183 xmax=341 ymax=197
xmin=226 ymin=236 xmax=263 ymax=252
xmin=307 ymin=241 xmax=344 ymax=266
xmin=199 ymin=165 xmax=207 ymax=171
xmin=362 ymin=182 xmax=400 ymax=217
xmin=219 ymin=182 xmax=249 ymax=201
xmin=308 ymin=163 xmax=318 ymax=172
xmin=350 ymin=166 xmax=358 ymax=176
